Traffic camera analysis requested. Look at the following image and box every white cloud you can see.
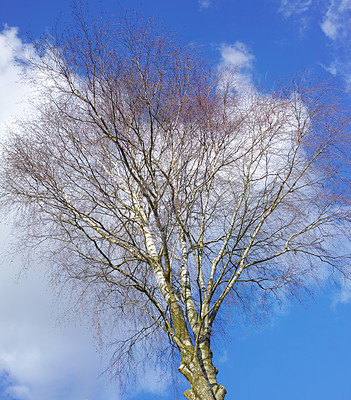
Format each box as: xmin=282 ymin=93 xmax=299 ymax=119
xmin=6 ymin=385 xmax=31 ymax=400
xmin=220 ymin=41 xmax=254 ymax=69
xmin=218 ymin=41 xmax=255 ymax=92
xmin=0 ymin=27 xmax=36 ymax=135
xmin=137 ymin=366 xmax=170 ymax=394
xmin=0 ymin=26 xmax=173 ymax=400
xmin=320 ymin=18 xmax=339 ymax=40
xmin=0 ymin=223 xmax=121 ymax=400
xmin=0 ymin=27 xmax=122 ymax=400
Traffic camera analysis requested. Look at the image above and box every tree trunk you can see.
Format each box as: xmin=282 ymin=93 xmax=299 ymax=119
xmin=179 ymin=351 xmax=226 ymax=400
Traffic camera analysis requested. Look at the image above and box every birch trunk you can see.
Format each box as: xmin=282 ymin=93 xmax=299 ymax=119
xmin=179 ymin=351 xmax=226 ymax=400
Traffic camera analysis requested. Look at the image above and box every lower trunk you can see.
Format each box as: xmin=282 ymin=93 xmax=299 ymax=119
xmin=184 ymin=384 xmax=226 ymax=400
xmin=179 ymin=353 xmax=226 ymax=400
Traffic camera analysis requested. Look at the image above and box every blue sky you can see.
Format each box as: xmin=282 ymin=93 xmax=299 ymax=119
xmin=0 ymin=1 xmax=351 ymax=400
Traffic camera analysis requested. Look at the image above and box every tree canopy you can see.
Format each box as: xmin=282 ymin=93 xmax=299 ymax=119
xmin=0 ymin=8 xmax=350 ymax=400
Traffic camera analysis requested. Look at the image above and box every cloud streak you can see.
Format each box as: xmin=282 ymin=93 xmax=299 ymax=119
xmin=198 ymin=0 xmax=211 ymax=9
xmin=320 ymin=0 xmax=351 ymax=87
xmin=320 ymin=0 xmax=351 ymax=40
xmin=278 ymin=0 xmax=313 ymax=17
xmin=277 ymin=0 xmax=351 ymax=87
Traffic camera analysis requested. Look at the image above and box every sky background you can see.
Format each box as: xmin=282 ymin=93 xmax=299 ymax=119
xmin=0 ymin=1 xmax=351 ymax=399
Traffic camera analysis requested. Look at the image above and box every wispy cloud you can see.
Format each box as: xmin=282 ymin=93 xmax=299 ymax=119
xmin=278 ymin=0 xmax=313 ymax=17
xmin=198 ymin=0 xmax=211 ymax=9
xmin=277 ymin=0 xmax=313 ymax=35
xmin=276 ymin=0 xmax=351 ymax=87
xmin=335 ymin=278 xmax=351 ymax=304
xmin=320 ymin=0 xmax=351 ymax=87
xmin=320 ymin=0 xmax=351 ymax=40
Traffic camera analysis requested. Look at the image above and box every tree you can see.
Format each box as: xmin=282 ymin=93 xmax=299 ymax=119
xmin=0 ymin=8 xmax=350 ymax=400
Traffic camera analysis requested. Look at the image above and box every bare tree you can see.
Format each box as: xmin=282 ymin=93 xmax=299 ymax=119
xmin=0 ymin=8 xmax=350 ymax=400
